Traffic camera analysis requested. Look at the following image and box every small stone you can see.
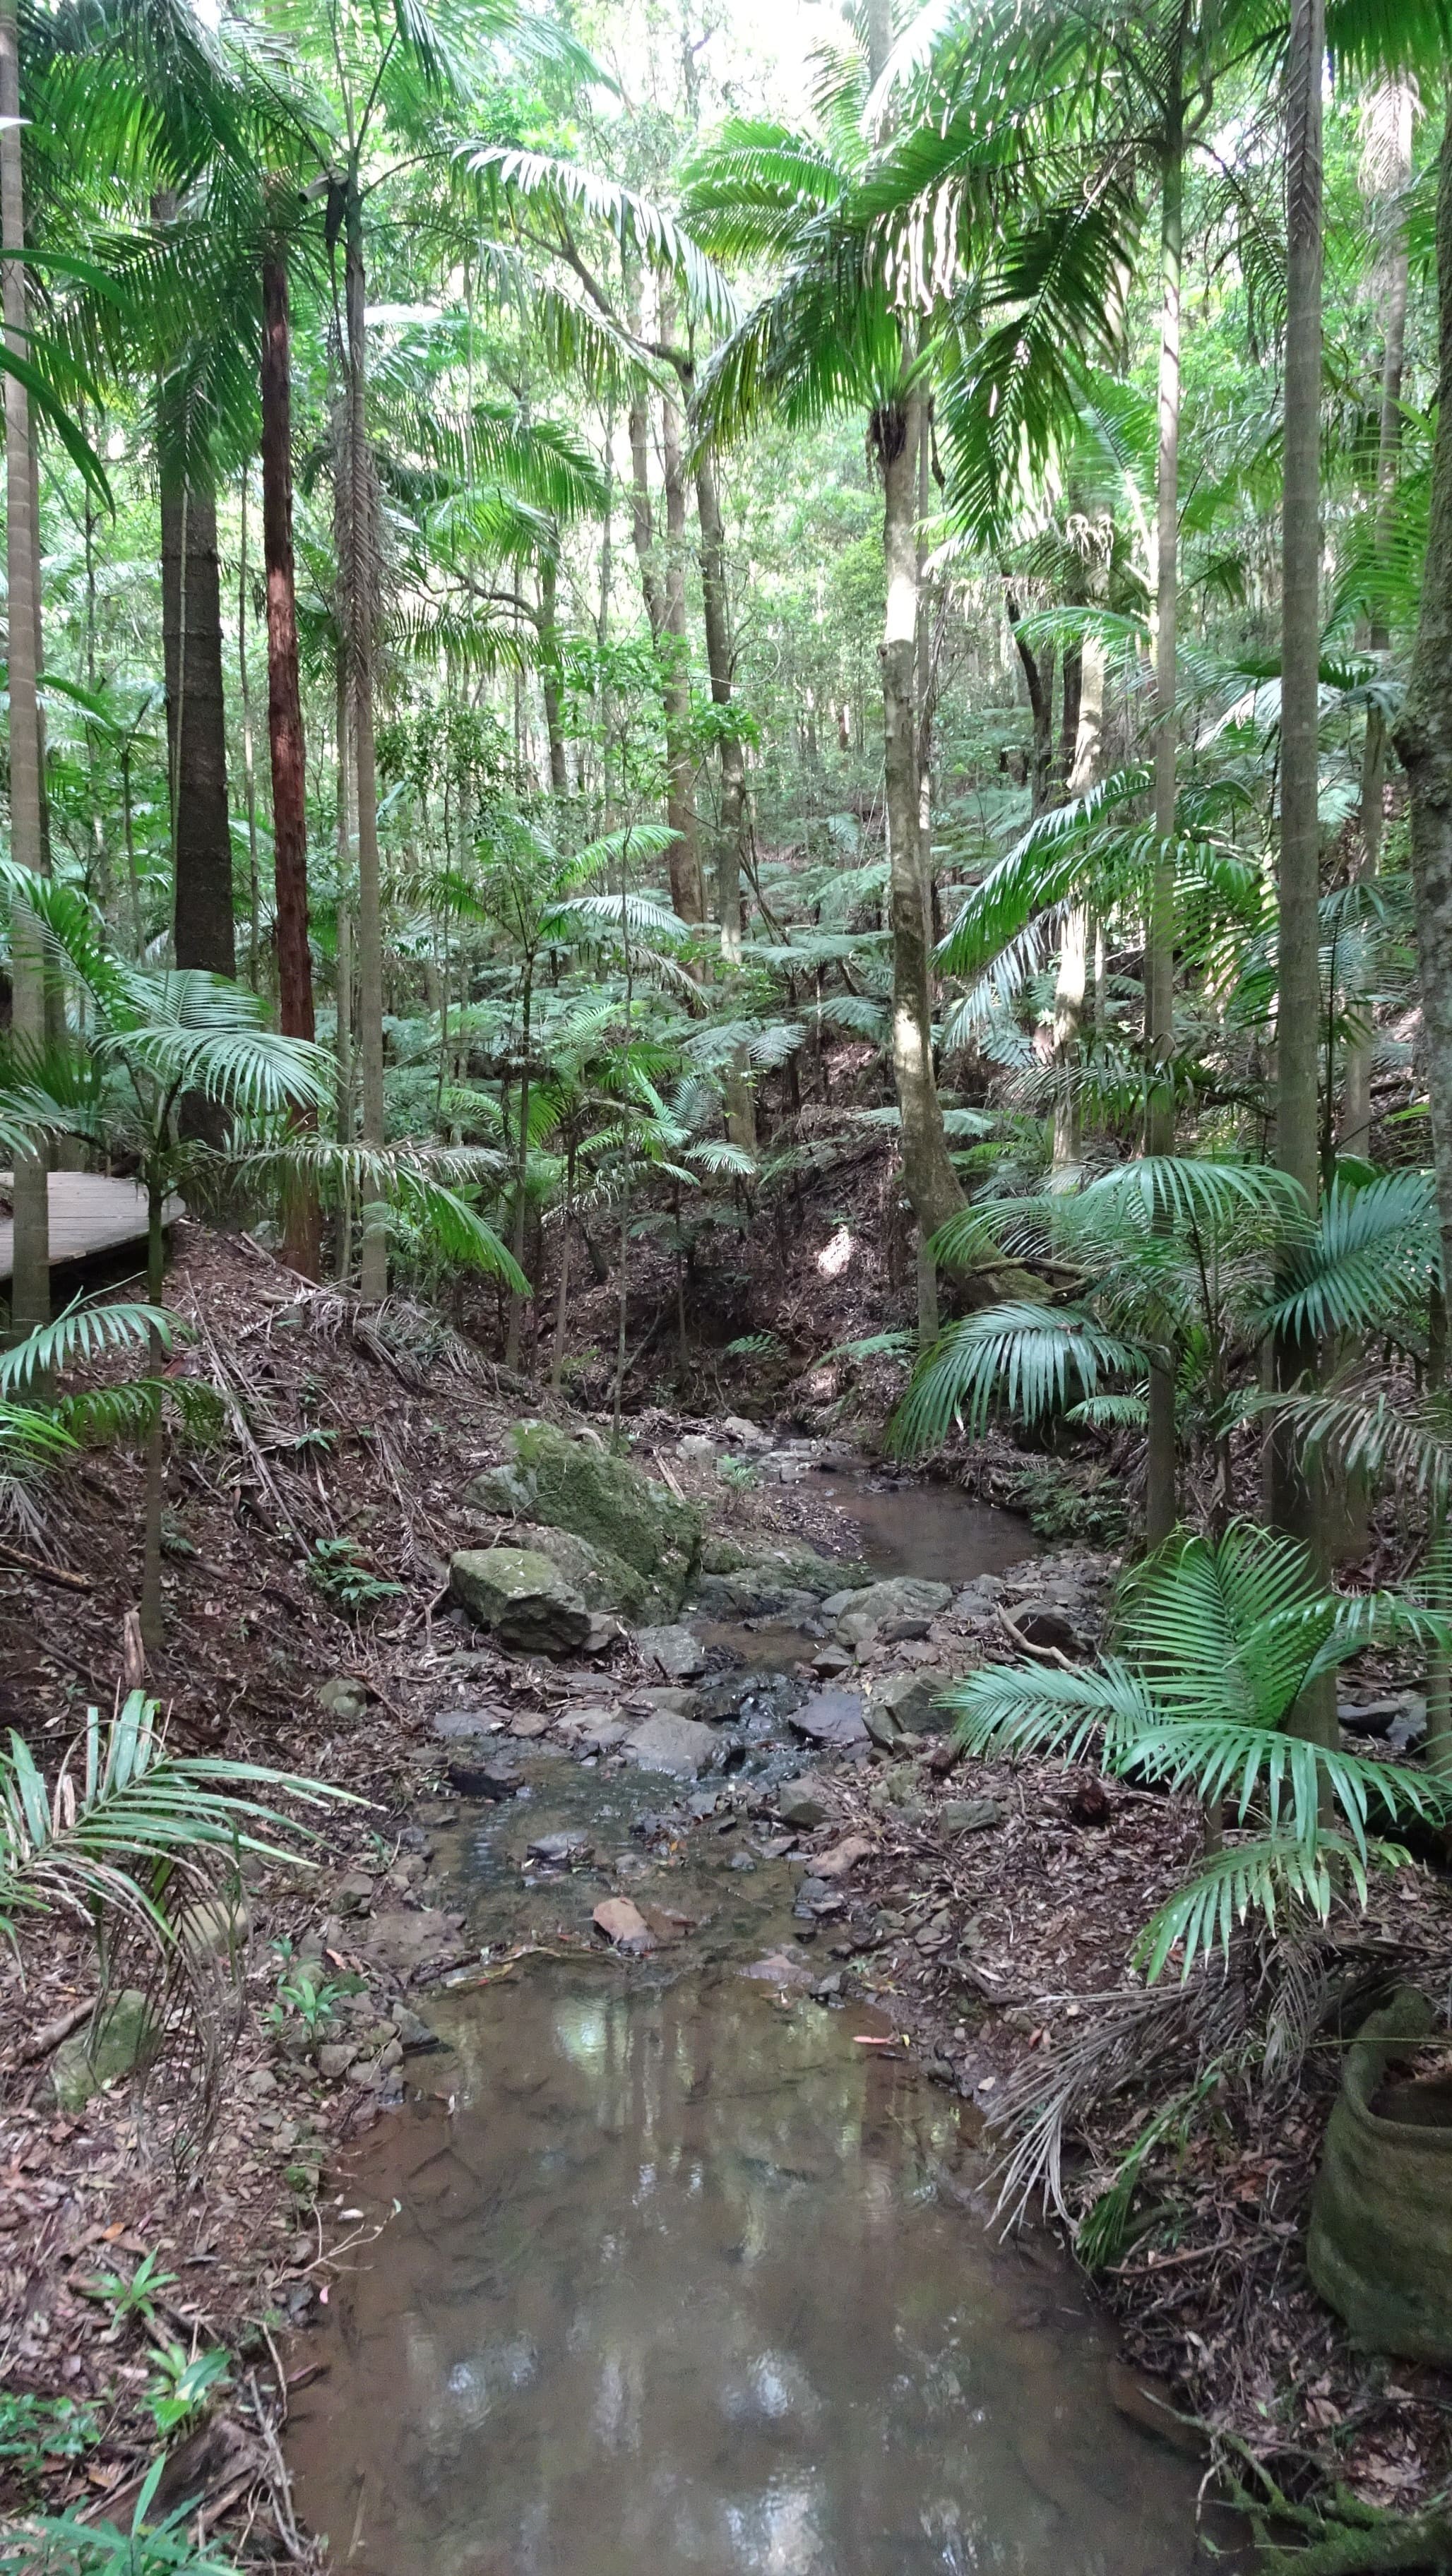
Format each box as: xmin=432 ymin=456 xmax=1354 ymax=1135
xmin=677 ymin=1435 xmax=717 ymax=1463
xmin=721 ymin=1415 xmax=772 ymax=1449
xmin=636 ymin=1623 xmax=708 ymax=1683
xmin=624 ymin=1713 xmax=718 ymax=1779
xmin=778 ymin=1779 xmax=831 ymax=1830
xmin=362 ymin=1909 xmax=464 ymax=1974
xmin=740 ymin=1949 xmax=814 ymax=1986
xmin=790 ymin=1687 xmax=869 ymax=1751
xmin=510 ymin=1710 xmax=554 ymax=1739
xmin=879 ymin=1616 xmax=932 ymax=1642
xmin=583 ymin=1614 xmax=628 ymax=1656
xmin=593 ymin=1897 xmax=655 ymax=1952
xmin=317 ymin=2041 xmax=359 ymax=2081
xmin=391 ymin=2007 xmax=439 ymax=2051
xmin=376 ymin=2038 xmax=404 ymax=2070
xmin=334 ymin=1871 xmax=376 ymax=1916
xmin=1067 ymin=1779 xmax=1112 ymax=1826
xmin=627 ymin=1684 xmax=701 ymax=1719
xmin=811 ymin=1644 xmax=855 ymax=1678
xmin=445 ymin=1757 xmax=523 ymax=1800
xmin=867 ymin=1669 xmax=953 ymax=1737
xmin=939 ymin=1796 xmax=1007 ymax=1835
xmin=317 ymin=1676 xmax=370 ymax=1722
xmin=814 ymin=1833 xmax=874 ymax=1881
xmin=527 ymin=1830 xmax=593 ymax=1866
xmin=52 ymin=1991 xmax=156 ymax=2112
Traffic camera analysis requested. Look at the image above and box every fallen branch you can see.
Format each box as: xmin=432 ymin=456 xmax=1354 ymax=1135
xmin=5 ymin=1997 xmax=94 ymax=2068
xmin=0 ymin=1540 xmax=93 ymax=1591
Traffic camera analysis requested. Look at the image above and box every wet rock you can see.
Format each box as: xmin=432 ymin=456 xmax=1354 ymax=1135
xmin=52 ymin=1991 xmax=155 ymax=2111
xmin=446 ymin=1755 xmax=523 ymax=1799
xmin=778 ymin=1777 xmax=832 ymax=1830
xmin=449 ymin=1547 xmax=592 ymax=1657
xmin=527 ymin=1830 xmax=593 ymax=1866
xmin=794 ymin=1878 xmax=845 ymax=1919
xmin=939 ymin=1796 xmax=1007 ymax=1835
xmin=1105 ymin=2359 xmax=1208 ymax=2457
xmin=812 ymin=1972 xmax=844 ymax=2001
xmin=593 ymin=1897 xmax=656 ymax=1952
xmin=391 ymin=2006 xmax=439 ymax=2051
xmin=879 ymin=1615 xmax=933 ymax=1643
xmin=624 ymin=1713 xmax=719 ymax=1779
xmin=571 ymin=1718 xmax=629 ymax=1753
xmin=811 ymin=1643 xmax=855 ymax=1678
xmin=583 ymin=1613 xmax=628 ymax=1656
xmin=317 ymin=1675 xmax=370 ymax=1722
xmin=362 ymin=1909 xmax=465 ymax=1974
xmin=317 ymin=2041 xmax=360 ymax=2082
xmin=739 ymin=1949 xmax=814 ymax=1986
xmin=509 ymin=1710 xmax=554 ymax=1739
xmin=867 ymin=1669 xmax=953 ymax=1737
xmin=431 ymin=1708 xmax=507 ymax=1745
xmin=627 ymin=1684 xmax=701 ymax=1719
xmin=790 ymin=1687 xmax=869 ymax=1752
xmin=835 ymin=1577 xmax=953 ymax=1630
xmin=721 ymin=1414 xmax=772 ymax=1449
xmin=636 ymin=1623 xmax=708 ymax=1683
xmin=465 ymin=1420 xmax=702 ymax=1612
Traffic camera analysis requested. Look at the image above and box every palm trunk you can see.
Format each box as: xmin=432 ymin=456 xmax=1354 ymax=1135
xmin=539 ymin=550 xmax=569 ymax=793
xmin=695 ymin=440 xmax=755 ymax=1147
xmin=506 ymin=964 xmax=532 ymax=1372
xmin=1145 ymin=79 xmax=1184 ymax=1551
xmin=660 ymin=371 xmax=704 ymax=924
xmin=155 ymin=203 xmax=234 ymax=985
xmin=1396 ymin=95 xmax=1452 ymax=1383
xmin=343 ymin=180 xmax=387 ymax=1300
xmin=1343 ymin=86 xmax=1412 ymax=1160
xmin=550 ymin=1139 xmax=575 ymax=1393
xmin=239 ymin=472 xmax=261 ymax=986
xmin=1052 ymin=642 xmax=1107 ymax=1178
xmin=879 ymin=392 xmax=965 ymax=1260
xmin=140 ymin=1186 xmax=166 ymax=1652
xmin=1275 ymin=0 xmax=1334 ymax=1746
xmin=261 ymin=234 xmax=320 ymax=1278
xmin=0 ymin=0 xmax=47 ymax=1347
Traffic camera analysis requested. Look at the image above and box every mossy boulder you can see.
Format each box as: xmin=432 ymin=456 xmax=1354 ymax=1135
xmin=52 ymin=1991 xmax=156 ymax=2111
xmin=510 ymin=1524 xmax=661 ymax=1624
xmin=449 ymin=1546 xmax=591 ymax=1656
xmin=464 ymin=1423 xmax=701 ymax=1612
xmin=692 ymin=1539 xmax=869 ymax=1618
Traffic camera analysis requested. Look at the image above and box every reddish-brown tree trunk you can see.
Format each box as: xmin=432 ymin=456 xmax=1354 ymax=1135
xmin=261 ymin=236 xmax=320 ymax=1275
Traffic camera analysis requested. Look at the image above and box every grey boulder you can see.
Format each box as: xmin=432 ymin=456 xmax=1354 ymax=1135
xmin=449 ymin=1546 xmax=591 ymax=1657
xmin=624 ymin=1713 xmax=719 ymax=1779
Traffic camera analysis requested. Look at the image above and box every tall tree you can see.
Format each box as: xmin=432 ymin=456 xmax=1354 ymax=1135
xmin=261 ymin=208 xmax=320 ymax=1278
xmin=0 ymin=0 xmax=47 ymax=1344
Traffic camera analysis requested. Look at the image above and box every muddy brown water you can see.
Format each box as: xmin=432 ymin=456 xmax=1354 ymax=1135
xmin=286 ymin=1477 xmax=1220 ymax=2575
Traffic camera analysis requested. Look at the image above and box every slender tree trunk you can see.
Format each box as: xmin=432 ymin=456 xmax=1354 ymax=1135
xmin=506 ymin=963 xmax=532 ymax=1373
xmin=141 ymin=1188 xmax=165 ymax=1652
xmin=261 ymin=234 xmax=320 ymax=1279
xmin=1396 ymin=95 xmax=1452 ymax=1378
xmin=1145 ymin=78 xmax=1184 ymax=1551
xmin=880 ymin=393 xmax=965 ymax=1256
xmin=1275 ymin=0 xmax=1335 ymax=1747
xmin=538 ymin=549 xmax=569 ymax=794
xmin=239 ymin=470 xmax=261 ymax=987
xmin=155 ymin=203 xmax=234 ymax=984
xmin=1343 ymin=85 xmax=1412 ymax=1160
xmin=695 ymin=439 xmax=755 ymax=1149
xmin=1006 ymin=593 xmax=1054 ymax=816
xmin=0 ymin=0 xmax=47 ymax=1347
xmin=660 ymin=367 xmax=704 ymax=924
xmin=550 ymin=1140 xmax=575 ymax=1392
xmin=1053 ymin=645 xmax=1106 ymax=1179
xmin=343 ymin=181 xmax=386 ymax=1299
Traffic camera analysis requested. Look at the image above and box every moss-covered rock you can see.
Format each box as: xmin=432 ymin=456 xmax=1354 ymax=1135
xmin=465 ymin=1423 xmax=701 ymax=1611
xmin=449 ymin=1546 xmax=591 ymax=1655
xmin=511 ymin=1523 xmax=662 ymax=1624
xmin=52 ymin=1991 xmax=156 ymax=2111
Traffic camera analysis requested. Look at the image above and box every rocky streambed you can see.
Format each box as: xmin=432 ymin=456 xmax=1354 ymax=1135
xmin=279 ymin=1426 xmax=1229 ymax=2574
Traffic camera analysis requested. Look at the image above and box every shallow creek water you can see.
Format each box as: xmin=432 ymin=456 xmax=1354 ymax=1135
xmin=286 ymin=1475 xmax=1218 ymax=2575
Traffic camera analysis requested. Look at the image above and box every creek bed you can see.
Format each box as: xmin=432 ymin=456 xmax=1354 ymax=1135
xmin=285 ymin=1477 xmax=1220 ymax=2573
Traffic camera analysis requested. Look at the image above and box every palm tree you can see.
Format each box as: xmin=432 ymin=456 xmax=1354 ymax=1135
xmin=0 ymin=0 xmax=48 ymax=1348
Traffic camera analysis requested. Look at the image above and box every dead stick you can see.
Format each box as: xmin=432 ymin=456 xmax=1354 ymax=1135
xmin=0 ymin=1541 xmax=93 ymax=1591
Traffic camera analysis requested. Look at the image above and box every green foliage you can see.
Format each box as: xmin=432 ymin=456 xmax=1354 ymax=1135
xmin=141 ymin=2345 xmax=230 ymax=2440
xmin=266 ymin=1938 xmax=362 ymax=2039
xmin=0 ymin=2395 xmax=101 ymax=2488
xmin=945 ymin=1525 xmax=1452 ymax=1979
xmin=305 ymin=1536 xmax=405 ymax=1618
xmin=0 ymin=2459 xmax=242 ymax=2573
xmin=81 ymin=2248 xmax=177 ymax=2332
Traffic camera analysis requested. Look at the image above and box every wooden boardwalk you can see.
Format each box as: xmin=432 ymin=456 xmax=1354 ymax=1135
xmin=0 ymin=1173 xmax=178 ymax=1284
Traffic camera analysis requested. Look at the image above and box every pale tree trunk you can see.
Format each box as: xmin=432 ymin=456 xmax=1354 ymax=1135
xmin=343 ymin=182 xmax=386 ymax=1300
xmin=539 ymin=549 xmax=568 ymax=794
xmin=1052 ymin=643 xmax=1106 ymax=1179
xmin=1 ymin=0 xmax=48 ymax=1347
xmin=1145 ymin=80 xmax=1184 ymax=1551
xmin=1275 ymin=0 xmax=1335 ymax=1748
xmin=261 ymin=230 xmax=320 ymax=1279
xmin=1343 ymin=82 xmax=1413 ymax=1160
xmin=695 ymin=440 xmax=754 ymax=1150
xmin=239 ymin=470 xmax=261 ymax=987
xmin=880 ymin=393 xmax=964 ymax=1260
xmin=660 ymin=369 xmax=704 ymax=924
xmin=1396 ymin=93 xmax=1452 ymax=1777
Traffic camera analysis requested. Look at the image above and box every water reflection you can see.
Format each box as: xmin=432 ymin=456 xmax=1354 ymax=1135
xmin=287 ymin=1965 xmax=1208 ymax=2575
